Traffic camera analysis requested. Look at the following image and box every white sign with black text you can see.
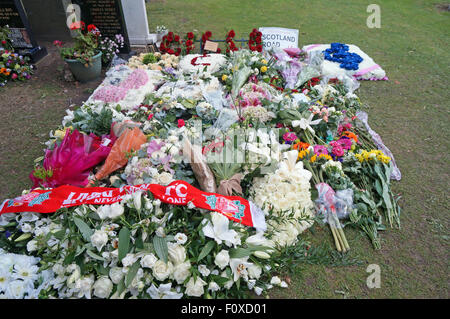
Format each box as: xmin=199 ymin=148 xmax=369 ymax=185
xmin=259 ymin=27 xmax=299 ymax=50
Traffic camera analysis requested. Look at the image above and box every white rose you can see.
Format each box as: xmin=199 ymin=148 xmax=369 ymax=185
xmin=90 ymin=230 xmax=108 ymax=252
xmin=140 ymin=254 xmax=158 ymax=269
xmin=96 ymin=206 xmax=111 ymax=220
xmin=157 ymin=172 xmax=173 ymax=186
xmin=152 ymin=260 xmax=173 ymax=281
xmin=109 ymin=267 xmax=124 ymax=284
xmin=185 ymin=277 xmax=206 ymax=297
xmin=93 ymin=276 xmax=113 ymax=299
xmin=132 ymin=192 xmax=142 ymax=212
xmin=247 ymin=264 xmax=262 ymax=279
xmin=109 ymin=202 xmax=124 ymax=219
xmin=168 ymin=243 xmax=186 ymax=265
xmin=155 ymin=226 xmax=165 ymax=238
xmin=208 ymin=281 xmax=220 ymax=292
xmin=172 ymin=261 xmax=191 ymax=284
xmin=198 ymin=264 xmax=211 ymax=277
xmin=122 ymin=253 xmax=137 ymax=267
xmin=174 ymin=233 xmax=187 ymax=245
xmin=214 ymin=250 xmax=230 ymax=270
xmin=26 ymin=240 xmax=38 ymax=252
xmin=270 ymin=276 xmax=282 ymax=286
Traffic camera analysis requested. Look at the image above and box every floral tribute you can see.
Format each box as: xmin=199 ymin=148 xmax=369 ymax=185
xmin=0 ymin=26 xmax=34 ymax=87
xmin=0 ymin=27 xmax=400 ymax=299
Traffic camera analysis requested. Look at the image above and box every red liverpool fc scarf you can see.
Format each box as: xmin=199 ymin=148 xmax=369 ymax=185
xmin=0 ymin=180 xmax=266 ymax=231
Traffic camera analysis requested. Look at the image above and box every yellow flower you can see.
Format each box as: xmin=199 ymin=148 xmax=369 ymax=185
xmin=54 ymin=126 xmax=72 ymax=139
xmin=297 ymin=149 xmax=310 ymax=160
xmin=260 ymin=66 xmax=268 ymax=73
xmin=319 ymin=154 xmax=332 ymax=161
xmin=310 ymin=155 xmax=317 ymax=163
xmin=221 ymin=74 xmax=228 ymax=81
xmin=261 ymin=59 xmax=268 ymax=65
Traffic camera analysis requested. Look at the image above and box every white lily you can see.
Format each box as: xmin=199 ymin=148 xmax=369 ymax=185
xmin=291 ymin=113 xmax=322 ymax=134
xmin=229 ymin=257 xmax=253 ymax=282
xmin=202 ymin=213 xmax=241 ymax=247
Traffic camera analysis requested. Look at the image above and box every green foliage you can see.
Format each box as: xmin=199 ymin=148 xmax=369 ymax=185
xmin=142 ymin=52 xmax=158 ymax=65
xmin=70 ymin=106 xmax=113 ymax=136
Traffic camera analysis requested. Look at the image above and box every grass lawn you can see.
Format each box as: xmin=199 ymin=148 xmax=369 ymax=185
xmin=145 ymin=0 xmax=450 ymax=298
xmin=0 ymin=0 xmax=447 ymax=299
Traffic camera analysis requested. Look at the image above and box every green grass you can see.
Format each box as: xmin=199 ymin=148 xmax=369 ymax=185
xmin=146 ymin=0 xmax=449 ymax=298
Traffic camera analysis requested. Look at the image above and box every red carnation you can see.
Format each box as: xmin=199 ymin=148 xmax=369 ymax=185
xmin=174 ymin=35 xmax=180 ymax=42
xmin=186 ymin=39 xmax=193 ymax=46
xmin=256 ymin=45 xmax=263 ymax=52
xmin=168 ymin=31 xmax=174 ymax=37
xmin=228 ymin=30 xmax=235 ymax=38
xmin=187 ymin=32 xmax=194 ymax=39
xmin=205 ymin=30 xmax=212 ymax=38
xmin=217 ymin=48 xmax=221 ymax=53
xmin=167 ymin=49 xmax=174 ymax=55
xmin=252 ymin=28 xmax=257 ymax=33
xmin=177 ymin=119 xmax=185 ymax=128
xmin=87 ymin=24 xmax=96 ymax=32
xmin=257 ymin=31 xmax=262 ymax=37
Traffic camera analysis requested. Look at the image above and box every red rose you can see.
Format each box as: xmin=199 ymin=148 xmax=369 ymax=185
xmin=205 ymin=31 xmax=212 ymax=38
xmin=160 ymin=43 xmax=166 ymax=50
xmin=256 ymin=45 xmax=262 ymax=52
xmin=257 ymin=31 xmax=262 ymax=37
xmin=228 ymin=30 xmax=235 ymax=38
xmin=177 ymin=119 xmax=185 ymax=128
xmin=174 ymin=35 xmax=180 ymax=42
xmin=256 ymin=35 xmax=262 ymax=43
xmin=187 ymin=32 xmax=194 ymax=39
xmin=248 ymin=39 xmax=254 ymax=46
xmin=87 ymin=24 xmax=96 ymax=32
xmin=168 ymin=31 xmax=174 ymax=37
xmin=201 ymin=34 xmax=206 ymax=42
xmin=217 ymin=48 xmax=221 ymax=53
xmin=167 ymin=49 xmax=174 ymax=55
xmin=252 ymin=28 xmax=257 ymax=33
xmin=186 ymin=39 xmax=193 ymax=46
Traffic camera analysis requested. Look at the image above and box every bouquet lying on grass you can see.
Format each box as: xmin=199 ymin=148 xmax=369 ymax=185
xmin=0 ymin=29 xmax=401 ymax=299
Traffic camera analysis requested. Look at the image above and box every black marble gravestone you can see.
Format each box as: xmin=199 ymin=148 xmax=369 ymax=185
xmin=0 ymin=0 xmax=47 ymax=62
xmin=71 ymin=0 xmax=131 ymax=54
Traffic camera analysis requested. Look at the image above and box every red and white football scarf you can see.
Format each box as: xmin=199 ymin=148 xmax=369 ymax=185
xmin=0 ymin=180 xmax=266 ymax=231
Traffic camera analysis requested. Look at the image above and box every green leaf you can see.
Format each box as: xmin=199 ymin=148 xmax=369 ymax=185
xmin=116 ymin=277 xmax=125 ymax=296
xmin=73 ymin=217 xmax=93 ymax=242
xmin=118 ymin=227 xmax=131 ymax=262
xmin=197 ymin=241 xmax=215 ymax=262
xmin=153 ymin=236 xmax=168 ymax=263
xmin=229 ymin=248 xmax=252 ymax=259
xmin=125 ymin=260 xmax=141 ymax=287
xmin=86 ymin=249 xmax=105 ymax=261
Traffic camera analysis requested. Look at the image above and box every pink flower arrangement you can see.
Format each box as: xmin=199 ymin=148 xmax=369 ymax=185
xmin=122 ymin=69 xmax=149 ymax=90
xmin=314 ymin=145 xmax=329 ymax=155
xmin=92 ymin=85 xmax=128 ymax=102
xmin=329 ymin=141 xmax=345 ymax=157
xmin=283 ymin=132 xmax=297 ymax=143
xmin=92 ymin=69 xmax=149 ymax=103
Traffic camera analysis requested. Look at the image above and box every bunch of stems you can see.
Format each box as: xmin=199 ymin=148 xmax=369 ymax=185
xmin=328 ymin=209 xmax=350 ymax=253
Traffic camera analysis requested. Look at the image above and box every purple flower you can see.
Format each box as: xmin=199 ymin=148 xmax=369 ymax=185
xmin=314 ymin=145 xmax=329 ymax=155
xmin=337 ymin=137 xmax=352 ymax=150
xmin=147 ymin=139 xmax=164 ymax=157
xmin=283 ymin=132 xmax=298 ymax=143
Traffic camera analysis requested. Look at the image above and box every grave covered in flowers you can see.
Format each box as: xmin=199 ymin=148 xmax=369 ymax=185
xmin=0 ymin=28 xmax=400 ymax=299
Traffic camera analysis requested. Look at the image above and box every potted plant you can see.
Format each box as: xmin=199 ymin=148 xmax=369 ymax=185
xmin=54 ymin=21 xmax=102 ymax=83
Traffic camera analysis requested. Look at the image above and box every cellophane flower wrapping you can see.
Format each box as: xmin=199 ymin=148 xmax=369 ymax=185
xmin=30 ymin=129 xmax=115 ymax=188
